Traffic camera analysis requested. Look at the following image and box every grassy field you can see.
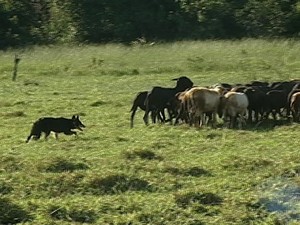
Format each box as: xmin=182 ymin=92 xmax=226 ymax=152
xmin=0 ymin=39 xmax=300 ymax=225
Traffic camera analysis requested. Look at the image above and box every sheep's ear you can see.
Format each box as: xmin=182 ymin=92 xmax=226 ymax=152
xmin=172 ymin=78 xmax=179 ymax=81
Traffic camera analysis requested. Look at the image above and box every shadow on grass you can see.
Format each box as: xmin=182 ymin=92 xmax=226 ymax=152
xmin=48 ymin=205 xmax=97 ymax=223
xmin=87 ymin=174 xmax=153 ymax=195
xmin=90 ymin=100 xmax=108 ymax=107
xmin=123 ymin=149 xmax=163 ymax=161
xmin=38 ymin=157 xmax=89 ymax=173
xmin=164 ymin=166 xmax=212 ymax=177
xmin=0 ymin=198 xmax=32 ymax=224
xmin=243 ymin=119 xmax=293 ymax=132
xmin=2 ymin=111 xmax=26 ymax=117
xmin=174 ymin=191 xmax=223 ymax=208
xmin=221 ymin=156 xmax=274 ymax=171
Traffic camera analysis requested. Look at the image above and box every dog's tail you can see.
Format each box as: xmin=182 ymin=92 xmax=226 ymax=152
xmin=26 ymin=120 xmax=42 ymax=143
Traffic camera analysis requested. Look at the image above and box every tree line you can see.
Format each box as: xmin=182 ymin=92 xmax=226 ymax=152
xmin=1 ymin=0 xmax=299 ymax=48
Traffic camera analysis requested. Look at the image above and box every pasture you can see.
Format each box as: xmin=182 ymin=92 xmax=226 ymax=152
xmin=0 ymin=40 xmax=300 ymax=224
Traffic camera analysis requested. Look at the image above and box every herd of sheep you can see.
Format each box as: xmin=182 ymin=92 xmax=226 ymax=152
xmin=130 ymin=76 xmax=300 ymax=128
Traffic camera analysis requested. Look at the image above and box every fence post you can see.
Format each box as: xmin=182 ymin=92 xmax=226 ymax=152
xmin=12 ymin=54 xmax=21 ymax=81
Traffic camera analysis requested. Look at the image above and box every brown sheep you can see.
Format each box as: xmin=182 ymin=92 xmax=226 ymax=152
xmin=290 ymin=92 xmax=300 ymax=122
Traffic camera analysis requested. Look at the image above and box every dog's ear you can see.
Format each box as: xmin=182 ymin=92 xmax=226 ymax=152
xmin=72 ymin=115 xmax=76 ymax=120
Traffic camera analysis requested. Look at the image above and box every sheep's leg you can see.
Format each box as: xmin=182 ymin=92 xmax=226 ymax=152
xmin=143 ymin=111 xmax=149 ymax=125
xmin=44 ymin=131 xmax=51 ymax=140
xmin=151 ymin=110 xmax=157 ymax=124
xmin=166 ymin=108 xmax=173 ymax=125
xmin=247 ymin=109 xmax=253 ymax=123
xmin=254 ymin=110 xmax=260 ymax=122
xmin=211 ymin=112 xmax=217 ymax=128
xmin=189 ymin=112 xmax=195 ymax=127
xmin=271 ymin=110 xmax=277 ymax=120
xmin=130 ymin=106 xmax=138 ymax=128
xmin=237 ymin=114 xmax=245 ymax=129
xmin=199 ymin=112 xmax=205 ymax=128
xmin=159 ymin=109 xmax=166 ymax=123
xmin=229 ymin=116 xmax=236 ymax=129
xmin=174 ymin=111 xmax=181 ymax=125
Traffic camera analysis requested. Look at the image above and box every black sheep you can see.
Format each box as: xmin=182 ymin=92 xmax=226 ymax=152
xmin=143 ymin=76 xmax=194 ymax=125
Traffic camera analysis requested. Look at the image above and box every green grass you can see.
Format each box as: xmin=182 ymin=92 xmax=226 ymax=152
xmin=0 ymin=39 xmax=300 ymax=224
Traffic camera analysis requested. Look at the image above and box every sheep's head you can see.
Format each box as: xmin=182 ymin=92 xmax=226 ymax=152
xmin=172 ymin=76 xmax=194 ymax=92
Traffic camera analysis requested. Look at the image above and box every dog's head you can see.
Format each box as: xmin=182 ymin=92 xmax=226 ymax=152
xmin=72 ymin=115 xmax=85 ymax=131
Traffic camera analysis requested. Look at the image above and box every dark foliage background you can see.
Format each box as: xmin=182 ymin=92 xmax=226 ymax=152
xmin=0 ymin=0 xmax=299 ymax=48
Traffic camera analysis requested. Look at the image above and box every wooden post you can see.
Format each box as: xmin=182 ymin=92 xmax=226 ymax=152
xmin=12 ymin=54 xmax=21 ymax=81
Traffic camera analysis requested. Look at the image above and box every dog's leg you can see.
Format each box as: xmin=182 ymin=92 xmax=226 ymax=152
xmin=55 ymin=133 xmax=59 ymax=139
xmin=26 ymin=135 xmax=32 ymax=143
xmin=44 ymin=131 xmax=51 ymax=140
xmin=64 ymin=130 xmax=77 ymax=136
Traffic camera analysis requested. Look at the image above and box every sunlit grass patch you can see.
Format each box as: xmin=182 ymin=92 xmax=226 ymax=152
xmin=0 ymin=156 xmax=24 ymax=172
xmin=0 ymin=40 xmax=300 ymax=224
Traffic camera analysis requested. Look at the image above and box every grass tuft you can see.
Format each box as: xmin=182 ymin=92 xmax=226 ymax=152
xmin=0 ymin=181 xmax=13 ymax=195
xmin=281 ymin=165 xmax=300 ymax=178
xmin=24 ymin=80 xmax=39 ymax=86
xmin=174 ymin=191 xmax=223 ymax=208
xmin=90 ymin=100 xmax=108 ymax=107
xmin=165 ymin=166 xmax=211 ymax=177
xmin=3 ymin=111 xmax=26 ymax=117
xmin=123 ymin=149 xmax=162 ymax=160
xmin=39 ymin=173 xmax=85 ymax=196
xmin=0 ymin=156 xmax=24 ymax=172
